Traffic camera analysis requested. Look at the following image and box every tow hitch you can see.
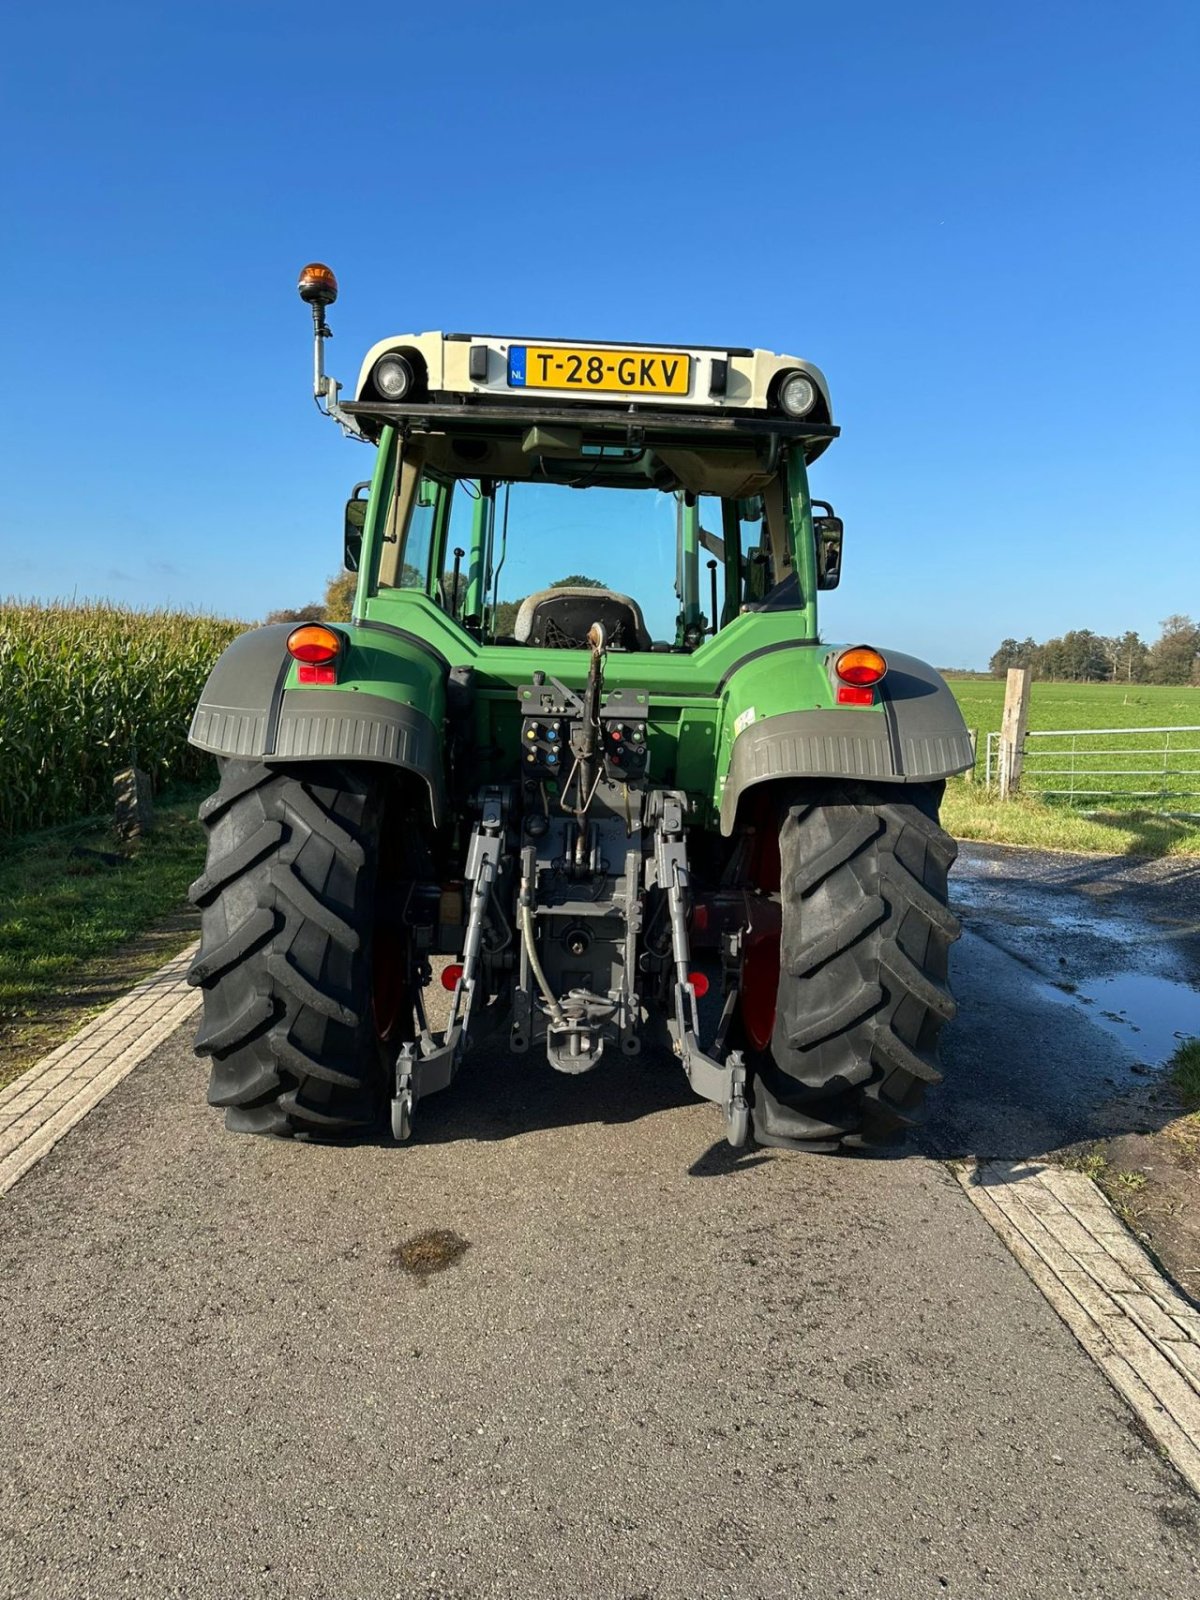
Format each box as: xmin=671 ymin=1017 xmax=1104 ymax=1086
xmin=651 ymin=793 xmax=750 ymax=1148
xmin=391 ymin=790 xmax=506 ymax=1141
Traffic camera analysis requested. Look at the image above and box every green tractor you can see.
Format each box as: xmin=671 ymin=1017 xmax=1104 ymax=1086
xmin=186 ymin=263 xmax=972 ymax=1151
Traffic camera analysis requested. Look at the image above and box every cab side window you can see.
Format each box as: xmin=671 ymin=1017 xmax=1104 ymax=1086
xmin=394 ymin=477 xmax=440 ymax=592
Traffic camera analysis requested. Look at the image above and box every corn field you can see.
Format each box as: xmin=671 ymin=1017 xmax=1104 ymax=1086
xmin=0 ymin=601 xmax=245 ymax=838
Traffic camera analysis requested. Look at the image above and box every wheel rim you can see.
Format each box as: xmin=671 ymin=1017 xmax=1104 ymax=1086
xmin=739 ymin=797 xmax=783 ymax=1053
xmin=371 ymin=923 xmax=411 ymax=1044
xmin=739 ymin=923 xmax=780 ymax=1052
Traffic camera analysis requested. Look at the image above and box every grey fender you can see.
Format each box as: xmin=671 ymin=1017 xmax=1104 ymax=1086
xmin=188 ymin=624 xmax=445 ymax=825
xmin=719 ymin=649 xmax=974 ymax=834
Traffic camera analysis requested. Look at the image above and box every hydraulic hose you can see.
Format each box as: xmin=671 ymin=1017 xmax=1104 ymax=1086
xmin=519 ymin=902 xmax=566 ymax=1025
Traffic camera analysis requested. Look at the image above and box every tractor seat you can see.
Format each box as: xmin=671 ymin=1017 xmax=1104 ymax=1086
xmin=513 ymin=587 xmax=652 ymax=651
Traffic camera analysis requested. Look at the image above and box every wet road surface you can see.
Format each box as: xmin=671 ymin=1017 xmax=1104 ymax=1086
xmin=1 ymin=843 xmax=1199 ymax=1598
xmin=932 ymin=844 xmax=1200 ymax=1160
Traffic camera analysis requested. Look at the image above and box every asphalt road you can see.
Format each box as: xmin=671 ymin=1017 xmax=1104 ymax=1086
xmin=2 ymin=846 xmax=1199 ymax=1599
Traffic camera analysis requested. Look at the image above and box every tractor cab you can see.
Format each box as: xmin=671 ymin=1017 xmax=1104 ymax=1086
xmin=344 ymin=429 xmax=825 ymax=655
xmin=295 ymin=264 xmax=843 ymax=659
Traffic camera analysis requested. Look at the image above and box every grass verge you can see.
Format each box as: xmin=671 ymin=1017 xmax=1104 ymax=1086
xmin=942 ymin=779 xmax=1200 ymax=858
xmin=0 ymin=788 xmax=207 ymax=1091
xmin=1170 ymin=1038 xmax=1200 ymax=1108
xmin=1058 ymin=1042 xmax=1200 ymax=1305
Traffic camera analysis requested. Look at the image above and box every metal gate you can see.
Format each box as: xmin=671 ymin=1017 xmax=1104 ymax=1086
xmin=984 ymin=725 xmax=1200 ymax=806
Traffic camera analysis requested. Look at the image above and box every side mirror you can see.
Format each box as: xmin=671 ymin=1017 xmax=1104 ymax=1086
xmin=344 ymin=483 xmax=370 ymax=572
xmin=812 ymin=501 xmax=843 ymax=591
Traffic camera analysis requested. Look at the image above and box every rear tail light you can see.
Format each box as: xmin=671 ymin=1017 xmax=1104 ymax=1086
xmin=440 ymin=963 xmax=464 ymax=991
xmin=832 ymin=645 xmax=887 ymax=706
xmin=287 ymin=624 xmax=342 ymax=664
xmin=287 ymin=625 xmax=342 ymax=686
xmin=834 ymin=646 xmax=888 ymax=687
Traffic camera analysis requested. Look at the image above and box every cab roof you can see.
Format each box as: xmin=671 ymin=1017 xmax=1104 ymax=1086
xmin=343 ymin=331 xmax=838 ymax=464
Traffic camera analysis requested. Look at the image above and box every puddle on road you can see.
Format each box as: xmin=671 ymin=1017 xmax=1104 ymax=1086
xmin=392 ymin=1229 xmax=471 ymax=1279
xmin=951 ymin=864 xmax=1200 ymax=1069
xmin=1036 ymin=970 xmax=1200 ymax=1066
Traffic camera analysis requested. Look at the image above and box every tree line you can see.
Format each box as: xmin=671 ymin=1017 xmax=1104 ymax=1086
xmin=989 ymin=615 xmax=1200 ymax=685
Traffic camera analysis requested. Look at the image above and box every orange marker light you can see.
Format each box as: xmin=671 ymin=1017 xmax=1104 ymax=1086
xmin=287 ymin=624 xmax=342 ymax=664
xmin=297 ymin=262 xmax=339 ymax=306
xmin=834 ymin=646 xmax=888 ymax=687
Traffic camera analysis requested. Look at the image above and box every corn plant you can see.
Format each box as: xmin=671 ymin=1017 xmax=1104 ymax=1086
xmin=0 ymin=601 xmax=246 ymax=838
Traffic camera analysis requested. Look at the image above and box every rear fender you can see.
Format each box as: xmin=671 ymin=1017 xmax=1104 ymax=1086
xmin=718 ymin=649 xmax=973 ymax=834
xmin=188 ymin=623 xmax=447 ymax=826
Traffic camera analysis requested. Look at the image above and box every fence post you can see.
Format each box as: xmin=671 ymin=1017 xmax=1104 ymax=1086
xmin=965 ymin=728 xmax=978 ymax=781
xmin=998 ymin=667 xmax=1031 ymax=799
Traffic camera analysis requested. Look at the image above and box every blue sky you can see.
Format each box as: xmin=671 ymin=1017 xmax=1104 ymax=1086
xmin=1 ymin=0 xmax=1196 ymax=668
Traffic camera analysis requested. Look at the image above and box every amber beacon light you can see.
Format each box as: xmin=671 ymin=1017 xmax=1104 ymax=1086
xmin=297 ymin=263 xmax=343 ymax=411
xmin=297 ymin=262 xmax=339 ymax=306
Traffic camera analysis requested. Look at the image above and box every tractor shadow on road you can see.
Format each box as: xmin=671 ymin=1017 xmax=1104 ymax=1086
xmin=404 ymin=1049 xmax=775 ymax=1177
xmin=406 ymin=1041 xmax=712 ymax=1148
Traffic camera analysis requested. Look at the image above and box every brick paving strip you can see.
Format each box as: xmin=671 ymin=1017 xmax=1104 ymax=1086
xmin=0 ymin=943 xmax=200 ymax=1197
xmin=959 ymin=1159 xmax=1200 ymax=1495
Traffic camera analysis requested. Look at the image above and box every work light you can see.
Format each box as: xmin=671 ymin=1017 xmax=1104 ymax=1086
xmin=372 ymin=353 xmax=414 ymax=400
xmin=777 ymin=370 xmax=817 ymax=418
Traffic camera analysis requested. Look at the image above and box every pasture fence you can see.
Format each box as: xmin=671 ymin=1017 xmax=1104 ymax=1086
xmin=984 ymin=724 xmax=1200 ymax=808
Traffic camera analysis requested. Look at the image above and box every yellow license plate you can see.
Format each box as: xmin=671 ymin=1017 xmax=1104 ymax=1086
xmin=507 ymin=344 xmax=691 ymax=395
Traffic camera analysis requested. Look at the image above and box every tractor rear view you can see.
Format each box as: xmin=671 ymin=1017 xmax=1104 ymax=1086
xmin=186 ymin=265 xmax=972 ymax=1150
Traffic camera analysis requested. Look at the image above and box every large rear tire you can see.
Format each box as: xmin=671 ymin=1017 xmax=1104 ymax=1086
xmin=187 ymin=760 xmax=391 ymax=1137
xmin=749 ymin=782 xmax=960 ymax=1151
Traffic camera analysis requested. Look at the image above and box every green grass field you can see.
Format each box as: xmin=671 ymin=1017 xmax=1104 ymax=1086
xmin=947 ymin=679 xmax=1200 ymax=803
xmin=947 ymin=679 xmax=1200 ymax=743
xmin=943 ymin=677 xmax=1200 ymax=855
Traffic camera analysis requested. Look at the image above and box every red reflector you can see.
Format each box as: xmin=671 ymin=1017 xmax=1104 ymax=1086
xmin=297 ymin=663 xmax=337 ymax=685
xmin=837 ymin=684 xmax=875 ymax=706
xmin=692 ymin=903 xmax=709 ymax=931
xmin=688 ymin=970 xmax=710 ymax=997
xmin=440 ymin=963 xmax=464 ymax=991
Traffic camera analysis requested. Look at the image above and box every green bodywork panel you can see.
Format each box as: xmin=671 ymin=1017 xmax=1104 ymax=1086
xmin=304 ymin=632 xmax=449 ymax=728
xmin=283 ymin=595 xmax=868 ymax=828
